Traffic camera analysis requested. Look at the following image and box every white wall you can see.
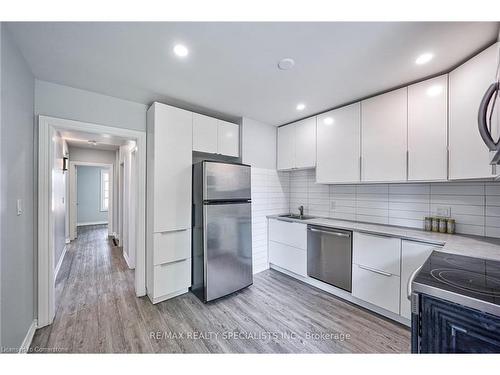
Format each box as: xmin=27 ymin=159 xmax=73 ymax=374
xmin=287 ymin=169 xmax=500 ymax=238
xmin=35 ymin=80 xmax=147 ymax=131
xmin=251 ymin=168 xmax=289 ymax=273
xmin=0 ymin=25 xmax=35 ymax=350
xmin=241 ymin=117 xmax=277 ymax=170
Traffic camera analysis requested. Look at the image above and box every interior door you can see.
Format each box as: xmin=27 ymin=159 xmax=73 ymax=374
xmin=204 ymin=202 xmax=252 ymax=301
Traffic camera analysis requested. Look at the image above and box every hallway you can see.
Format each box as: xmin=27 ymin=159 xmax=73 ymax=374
xmin=30 ymin=225 xmax=409 ymax=353
xmin=31 ymin=225 xmax=152 ymax=353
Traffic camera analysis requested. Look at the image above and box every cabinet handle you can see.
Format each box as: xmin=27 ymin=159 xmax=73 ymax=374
xmin=308 ymin=228 xmax=350 ymax=237
xmin=358 ymin=264 xmax=392 ymax=277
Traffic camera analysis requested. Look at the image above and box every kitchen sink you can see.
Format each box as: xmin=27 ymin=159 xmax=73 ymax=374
xmin=278 ymin=214 xmax=316 ymax=220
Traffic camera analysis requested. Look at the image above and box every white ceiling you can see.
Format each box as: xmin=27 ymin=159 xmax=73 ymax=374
xmin=8 ymin=22 xmax=499 ymax=125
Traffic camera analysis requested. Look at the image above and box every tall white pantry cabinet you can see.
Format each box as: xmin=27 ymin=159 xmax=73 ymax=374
xmin=147 ymin=102 xmax=193 ymax=304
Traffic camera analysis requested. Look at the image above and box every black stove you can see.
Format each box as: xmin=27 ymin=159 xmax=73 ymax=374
xmin=411 ymin=251 xmax=500 ymax=353
xmin=412 ymin=251 xmax=500 ymax=314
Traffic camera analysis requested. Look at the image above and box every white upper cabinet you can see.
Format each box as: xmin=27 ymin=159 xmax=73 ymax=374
xmin=449 ymin=42 xmax=499 ymax=180
xmin=217 ymin=120 xmax=239 ymax=157
xmin=192 ymin=114 xmax=239 ymax=157
xmin=149 ymin=103 xmax=193 ymax=232
xmin=192 ymin=113 xmax=218 ymax=154
xmin=277 ymin=117 xmax=316 ymax=170
xmin=316 ymin=103 xmax=361 ymax=183
xmin=294 ymin=117 xmax=317 ymax=169
xmin=277 ymin=124 xmax=295 ymax=170
xmin=408 ymin=75 xmax=448 ymax=181
xmin=361 ymin=88 xmax=408 ymax=182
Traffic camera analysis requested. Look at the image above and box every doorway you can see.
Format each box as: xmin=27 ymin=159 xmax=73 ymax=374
xmin=37 ymin=115 xmax=146 ymax=328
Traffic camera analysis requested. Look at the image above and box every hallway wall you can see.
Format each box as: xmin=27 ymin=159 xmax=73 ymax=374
xmin=0 ymin=24 xmax=35 ymax=350
xmin=76 ymin=166 xmax=109 ymax=225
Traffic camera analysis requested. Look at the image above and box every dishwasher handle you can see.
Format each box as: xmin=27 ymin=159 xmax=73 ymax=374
xmin=308 ymin=227 xmax=351 ymax=238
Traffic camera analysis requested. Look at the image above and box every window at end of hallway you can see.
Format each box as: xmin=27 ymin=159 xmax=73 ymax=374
xmin=100 ymin=169 xmax=110 ymax=212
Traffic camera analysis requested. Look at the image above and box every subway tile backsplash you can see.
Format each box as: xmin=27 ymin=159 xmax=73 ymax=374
xmin=284 ymin=169 xmax=500 ymax=238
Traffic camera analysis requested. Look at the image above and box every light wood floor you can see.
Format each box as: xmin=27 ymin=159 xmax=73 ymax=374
xmin=30 ymin=225 xmax=410 ymax=353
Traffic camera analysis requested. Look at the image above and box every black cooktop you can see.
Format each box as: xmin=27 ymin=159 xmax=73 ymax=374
xmin=413 ymin=251 xmax=500 ymax=308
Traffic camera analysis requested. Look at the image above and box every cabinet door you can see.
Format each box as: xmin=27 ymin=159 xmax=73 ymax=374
xmin=361 ymin=88 xmax=408 ymax=182
xmin=317 ymin=103 xmax=360 ymax=183
xmin=217 ymin=120 xmax=239 ymax=157
xmin=268 ymin=219 xmax=307 ymax=250
xmin=153 ymin=104 xmax=193 ymax=232
xmin=269 ymin=241 xmax=307 ymax=276
xmin=352 ymin=264 xmax=401 ymax=314
xmin=449 ymin=42 xmax=499 ymax=180
xmin=408 ymin=75 xmax=448 ymax=181
xmin=277 ymin=124 xmax=295 ymax=170
xmin=294 ymin=117 xmax=317 ymax=169
xmin=192 ymin=113 xmax=218 ymax=153
xmin=353 ymin=232 xmax=401 ymax=275
xmin=400 ymin=240 xmax=436 ymax=319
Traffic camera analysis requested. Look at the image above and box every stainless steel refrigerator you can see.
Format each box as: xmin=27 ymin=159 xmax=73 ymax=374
xmin=191 ymin=161 xmax=253 ymax=302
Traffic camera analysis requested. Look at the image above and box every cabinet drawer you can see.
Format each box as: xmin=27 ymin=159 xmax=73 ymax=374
xmin=153 ymin=229 xmax=191 ymax=265
xmin=268 ymin=219 xmax=307 ymax=249
xmin=353 ymin=232 xmax=401 ymax=275
xmin=352 ymin=263 xmax=401 ymax=314
xmin=153 ymin=258 xmax=191 ymax=298
xmin=269 ymin=241 xmax=307 ymax=277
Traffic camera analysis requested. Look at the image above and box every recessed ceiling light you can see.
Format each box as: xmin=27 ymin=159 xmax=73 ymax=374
xmin=426 ymin=85 xmax=443 ymax=97
xmin=278 ymin=58 xmax=295 ymax=70
xmin=173 ymin=44 xmax=189 ymax=57
xmin=296 ymin=103 xmax=306 ymax=111
xmin=415 ymin=52 xmax=433 ymax=65
xmin=323 ymin=117 xmax=334 ymax=125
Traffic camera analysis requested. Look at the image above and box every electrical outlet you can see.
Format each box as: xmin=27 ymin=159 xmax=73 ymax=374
xmin=435 ymin=206 xmax=451 ymax=217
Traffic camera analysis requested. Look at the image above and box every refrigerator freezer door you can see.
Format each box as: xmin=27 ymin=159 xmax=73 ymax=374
xmin=204 ymin=202 xmax=253 ymax=301
xmin=203 ymin=162 xmax=251 ymax=201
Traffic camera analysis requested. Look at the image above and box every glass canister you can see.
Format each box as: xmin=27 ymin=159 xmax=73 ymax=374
xmin=447 ymin=219 xmax=456 ymax=234
xmin=431 ymin=217 xmax=439 ymax=232
xmin=424 ymin=217 xmax=432 ymax=231
xmin=439 ymin=218 xmax=447 ymax=233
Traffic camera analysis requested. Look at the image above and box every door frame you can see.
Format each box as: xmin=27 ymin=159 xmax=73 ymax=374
xmin=69 ymin=161 xmax=114 ymax=240
xmin=37 ymin=115 xmax=147 ymax=328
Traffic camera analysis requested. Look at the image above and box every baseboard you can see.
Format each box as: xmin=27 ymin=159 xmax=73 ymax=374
xmin=77 ymin=221 xmax=108 ymax=226
xmin=18 ymin=319 xmax=37 ymax=353
xmin=54 ymin=245 xmax=68 ymax=281
xmin=122 ymin=250 xmax=135 ymax=270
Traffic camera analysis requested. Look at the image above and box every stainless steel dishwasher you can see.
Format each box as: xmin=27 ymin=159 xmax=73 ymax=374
xmin=307 ymin=225 xmax=352 ymax=292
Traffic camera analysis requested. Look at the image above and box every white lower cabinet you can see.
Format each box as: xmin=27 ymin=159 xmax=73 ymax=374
xmin=268 ymin=241 xmax=307 ymax=277
xmin=352 ymin=232 xmax=402 ymax=314
xmin=268 ymin=219 xmax=307 ymax=276
xmin=352 ymin=264 xmax=401 ymax=314
xmin=268 ymin=219 xmax=307 ymax=249
xmin=153 ymin=258 xmax=192 ymax=302
xmin=353 ymin=232 xmax=401 ymax=275
xmin=400 ymin=240 xmax=438 ymax=319
xmin=153 ymin=229 xmax=191 ymax=265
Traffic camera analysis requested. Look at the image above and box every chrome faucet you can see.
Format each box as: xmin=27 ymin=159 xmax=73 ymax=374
xmin=298 ymin=205 xmax=304 ymax=219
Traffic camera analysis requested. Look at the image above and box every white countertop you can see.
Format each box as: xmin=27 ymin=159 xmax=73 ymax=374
xmin=267 ymin=215 xmax=500 ymax=262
